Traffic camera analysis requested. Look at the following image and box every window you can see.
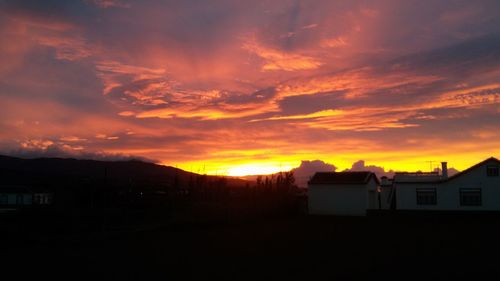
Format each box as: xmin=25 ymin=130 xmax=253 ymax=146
xmin=416 ymin=188 xmax=437 ymax=205
xmin=487 ymin=165 xmax=499 ymax=177
xmin=36 ymin=194 xmax=51 ymax=205
xmin=460 ymin=188 xmax=482 ymax=206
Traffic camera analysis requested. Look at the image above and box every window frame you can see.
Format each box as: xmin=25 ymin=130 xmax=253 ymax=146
xmin=460 ymin=188 xmax=482 ymax=206
xmin=486 ymin=165 xmax=499 ymax=177
xmin=416 ymin=188 xmax=437 ymax=205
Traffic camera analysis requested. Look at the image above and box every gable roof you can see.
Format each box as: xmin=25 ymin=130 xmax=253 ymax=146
xmin=308 ymin=171 xmax=379 ymax=185
xmin=394 ymin=157 xmax=499 ymax=184
xmin=446 ymin=157 xmax=499 ymax=182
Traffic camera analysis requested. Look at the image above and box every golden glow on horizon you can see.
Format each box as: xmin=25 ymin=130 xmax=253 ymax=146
xmin=225 ymin=163 xmax=294 ymax=177
xmin=174 ymin=160 xmax=297 ymax=176
xmin=168 ymin=150 xmax=499 ymax=177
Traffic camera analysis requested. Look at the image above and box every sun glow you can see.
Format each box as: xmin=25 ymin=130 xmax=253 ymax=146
xmin=173 ymin=159 xmax=298 ymax=177
xmin=225 ymin=164 xmax=294 ymax=177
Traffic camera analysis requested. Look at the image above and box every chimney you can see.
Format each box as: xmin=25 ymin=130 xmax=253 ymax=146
xmin=441 ymin=162 xmax=448 ymax=179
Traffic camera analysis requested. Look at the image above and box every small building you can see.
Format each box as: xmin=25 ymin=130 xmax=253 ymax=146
xmin=0 ymin=186 xmax=33 ymax=207
xmin=394 ymin=157 xmax=500 ymax=212
xmin=308 ymin=171 xmax=379 ymax=216
xmin=0 ymin=185 xmax=53 ymax=211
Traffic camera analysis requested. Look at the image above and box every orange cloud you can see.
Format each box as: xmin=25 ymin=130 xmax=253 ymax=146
xmin=6 ymin=13 xmax=97 ymax=62
xmin=0 ymin=13 xmax=88 ymax=73
xmin=242 ymin=37 xmax=322 ymax=71
xmin=95 ymin=134 xmax=120 ymax=140
xmin=95 ymin=60 xmax=174 ymax=106
xmin=274 ymin=68 xmax=442 ymax=99
xmin=292 ymin=107 xmax=417 ymax=131
xmin=321 ymin=36 xmax=348 ymax=48
xmin=60 ymin=136 xmax=87 ymax=142
xmin=118 ymin=111 xmax=135 ymax=117
xmin=284 ymin=83 xmax=500 ymax=131
xmin=251 ymin=109 xmax=343 ymax=122
xmin=37 ymin=36 xmax=93 ymax=61
xmin=135 ymin=102 xmax=277 ymax=120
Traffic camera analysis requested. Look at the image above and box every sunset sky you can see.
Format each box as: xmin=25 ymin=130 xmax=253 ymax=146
xmin=1 ymin=0 xmax=500 ymax=176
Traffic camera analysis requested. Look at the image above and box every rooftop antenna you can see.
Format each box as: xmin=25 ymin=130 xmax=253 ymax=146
xmin=426 ymin=161 xmax=436 ymax=172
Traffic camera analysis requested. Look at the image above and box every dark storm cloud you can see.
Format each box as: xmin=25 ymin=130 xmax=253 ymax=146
xmin=222 ymin=87 xmax=278 ymax=105
xmin=0 ymin=0 xmax=97 ymax=26
xmin=278 ymin=91 xmax=346 ymax=115
xmin=4 ymin=142 xmax=157 ymax=163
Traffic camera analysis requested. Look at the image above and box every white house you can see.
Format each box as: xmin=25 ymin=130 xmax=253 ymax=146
xmin=308 ymin=171 xmax=379 ymax=216
xmin=394 ymin=157 xmax=500 ymax=212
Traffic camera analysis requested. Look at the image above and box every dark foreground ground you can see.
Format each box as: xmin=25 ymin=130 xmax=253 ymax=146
xmin=3 ymin=214 xmax=500 ymax=280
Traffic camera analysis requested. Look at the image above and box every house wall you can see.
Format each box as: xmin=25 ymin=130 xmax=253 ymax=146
xmin=308 ymin=179 xmax=378 ymax=216
xmin=0 ymin=193 xmax=33 ymax=205
xmin=396 ymin=161 xmax=500 ymax=211
xmin=379 ymin=186 xmax=393 ymax=210
xmin=367 ymin=180 xmax=379 ymax=210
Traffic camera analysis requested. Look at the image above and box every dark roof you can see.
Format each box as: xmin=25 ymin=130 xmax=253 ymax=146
xmin=308 ymin=172 xmax=379 ymax=185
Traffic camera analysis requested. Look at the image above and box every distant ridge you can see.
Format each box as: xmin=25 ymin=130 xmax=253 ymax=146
xmin=0 ymin=155 xmax=246 ymax=187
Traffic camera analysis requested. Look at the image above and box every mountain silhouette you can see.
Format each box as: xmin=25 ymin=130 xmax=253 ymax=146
xmin=0 ymin=155 xmax=246 ymax=188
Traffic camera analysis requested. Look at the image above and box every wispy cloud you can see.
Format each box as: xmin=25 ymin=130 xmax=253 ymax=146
xmin=242 ymin=36 xmax=322 ymax=71
xmin=321 ymin=36 xmax=348 ymax=48
xmin=37 ymin=35 xmax=93 ymax=61
xmin=95 ymin=60 xmax=173 ymax=106
xmin=86 ymin=0 xmax=130 ymax=9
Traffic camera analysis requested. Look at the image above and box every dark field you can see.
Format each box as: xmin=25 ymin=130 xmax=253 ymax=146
xmin=4 ymin=214 xmax=500 ymax=280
